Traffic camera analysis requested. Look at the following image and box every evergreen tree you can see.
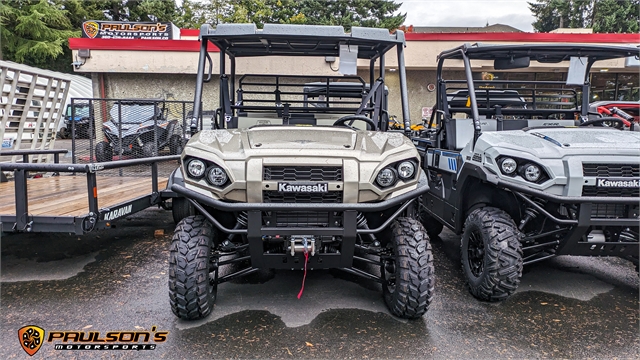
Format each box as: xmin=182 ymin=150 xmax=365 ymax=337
xmin=220 ymin=0 xmax=405 ymax=30
xmin=529 ymin=0 xmax=639 ymax=33
xmin=0 ymin=0 xmax=79 ymax=69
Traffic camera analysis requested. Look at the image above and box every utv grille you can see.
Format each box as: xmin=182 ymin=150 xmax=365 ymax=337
xmin=582 ymin=186 xmax=639 ymax=197
xmin=268 ymin=211 xmax=331 ymax=227
xmin=263 ymin=166 xmax=343 ymax=181
xmin=263 ymin=191 xmax=343 ymax=203
xmin=590 ymin=204 xmax=629 ymax=219
xmin=582 ymin=163 xmax=639 ymax=178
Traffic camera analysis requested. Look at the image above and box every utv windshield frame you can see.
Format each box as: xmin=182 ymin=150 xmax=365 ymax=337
xmin=190 ymin=23 xmax=410 ymax=134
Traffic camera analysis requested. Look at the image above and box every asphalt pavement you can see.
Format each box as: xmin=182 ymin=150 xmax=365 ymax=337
xmin=1 ymin=207 xmax=638 ymax=359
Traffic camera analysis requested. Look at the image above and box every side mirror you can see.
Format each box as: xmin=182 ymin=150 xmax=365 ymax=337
xmin=494 ymin=56 xmax=530 ymax=70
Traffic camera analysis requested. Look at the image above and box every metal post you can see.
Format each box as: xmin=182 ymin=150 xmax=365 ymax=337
xmin=153 ymin=101 xmax=158 ymax=158
xmin=14 ymin=169 xmax=28 ymax=230
xmin=117 ymin=101 xmax=123 ymax=176
xmin=182 ymin=102 xmax=186 ymax=137
xmin=71 ymin=98 xmax=77 ymax=164
xmin=461 ymin=51 xmax=480 ymax=147
xmin=88 ymin=100 xmax=94 ymax=163
xmin=230 ymin=56 xmax=236 ymax=105
xmin=86 ymin=171 xmax=99 ymax=216
xmin=151 ymin=161 xmax=158 ymax=194
xmin=396 ymin=44 xmax=411 ymax=134
xmin=191 ymin=41 xmax=208 ymax=134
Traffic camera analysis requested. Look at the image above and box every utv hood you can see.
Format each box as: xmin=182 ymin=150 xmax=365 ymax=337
xmin=246 ymin=126 xmax=356 ymax=149
xmin=187 ymin=126 xmax=415 ymax=158
xmin=478 ymin=128 xmax=640 ymax=157
xmin=529 ymin=128 xmax=640 ymax=149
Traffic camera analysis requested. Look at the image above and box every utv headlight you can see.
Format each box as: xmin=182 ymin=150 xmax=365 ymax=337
xmin=206 ymin=166 xmax=228 ymax=187
xmin=397 ymin=161 xmax=416 ymax=179
xmin=376 ymin=168 xmax=396 ymax=187
xmin=186 ymin=159 xmax=206 ymax=179
xmin=523 ymin=164 xmax=541 ymax=182
xmin=499 ymin=157 xmax=517 ymax=175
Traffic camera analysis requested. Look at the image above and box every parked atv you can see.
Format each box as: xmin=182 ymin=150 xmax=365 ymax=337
xmin=95 ymin=100 xmax=184 ymax=162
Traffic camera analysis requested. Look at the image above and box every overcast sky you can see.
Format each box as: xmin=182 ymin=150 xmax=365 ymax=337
xmin=398 ymin=0 xmax=536 ymax=32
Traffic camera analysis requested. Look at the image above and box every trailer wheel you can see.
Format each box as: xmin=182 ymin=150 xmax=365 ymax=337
xmin=460 ymin=207 xmax=523 ymax=301
xmin=169 ymin=215 xmax=217 ymax=320
xmin=172 ymin=197 xmax=196 ymax=224
xmin=382 ymin=217 xmax=435 ymax=319
xmin=95 ymin=142 xmax=112 ymax=162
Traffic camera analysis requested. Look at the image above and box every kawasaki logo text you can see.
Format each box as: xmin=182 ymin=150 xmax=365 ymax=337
xmin=278 ymin=182 xmax=328 ymax=193
xmin=596 ymin=178 xmax=640 ymax=188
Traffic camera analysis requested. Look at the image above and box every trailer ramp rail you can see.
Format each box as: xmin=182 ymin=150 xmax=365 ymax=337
xmin=1 ymin=150 xmax=179 ymax=234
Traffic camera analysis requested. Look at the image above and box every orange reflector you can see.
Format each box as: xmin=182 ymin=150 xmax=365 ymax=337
xmin=93 ymin=187 xmax=97 ymax=198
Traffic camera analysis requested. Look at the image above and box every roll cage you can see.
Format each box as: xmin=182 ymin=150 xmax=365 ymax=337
xmin=434 ymin=43 xmax=639 ymax=148
xmin=189 ymin=23 xmax=410 ymax=134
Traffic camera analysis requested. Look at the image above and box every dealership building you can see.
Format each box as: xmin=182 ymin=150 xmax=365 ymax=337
xmin=69 ymin=24 xmax=639 ymax=123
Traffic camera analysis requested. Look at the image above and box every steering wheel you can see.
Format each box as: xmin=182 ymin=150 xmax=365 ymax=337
xmin=579 ymin=117 xmax=625 ymax=129
xmin=332 ymin=115 xmax=377 ymax=130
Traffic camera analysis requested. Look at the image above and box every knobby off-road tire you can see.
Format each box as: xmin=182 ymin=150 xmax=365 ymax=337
xmin=383 ymin=217 xmax=435 ymax=319
xmin=461 ymin=207 xmax=523 ymax=302
xmin=169 ymin=134 xmax=184 ymax=155
xmin=95 ymin=142 xmax=112 ymax=162
xmin=142 ymin=142 xmax=158 ymax=158
xmin=169 ymin=215 xmax=217 ymax=320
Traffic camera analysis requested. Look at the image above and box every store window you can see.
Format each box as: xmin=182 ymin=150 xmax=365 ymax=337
xmin=464 ymin=71 xmax=638 ymax=102
xmin=590 ymin=73 xmax=617 ymax=101
xmin=616 ymin=73 xmax=639 ymax=101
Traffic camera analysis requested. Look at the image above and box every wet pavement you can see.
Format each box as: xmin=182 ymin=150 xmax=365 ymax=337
xmin=1 ymin=208 xmax=638 ymax=359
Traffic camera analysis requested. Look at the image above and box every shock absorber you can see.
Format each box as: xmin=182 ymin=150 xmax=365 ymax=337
xmin=519 ymin=199 xmax=545 ymax=231
xmin=356 ymin=212 xmax=378 ymax=245
xmin=224 ymin=211 xmax=248 ymax=245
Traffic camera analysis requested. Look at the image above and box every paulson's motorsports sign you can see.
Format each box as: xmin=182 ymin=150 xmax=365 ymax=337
xmin=82 ymin=21 xmax=179 ymax=40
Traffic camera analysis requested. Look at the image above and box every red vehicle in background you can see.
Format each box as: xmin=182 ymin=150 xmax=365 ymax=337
xmin=588 ymin=101 xmax=640 ymax=129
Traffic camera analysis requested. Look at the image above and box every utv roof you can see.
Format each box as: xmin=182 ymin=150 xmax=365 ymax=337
xmin=199 ymin=23 xmax=405 ymax=59
xmin=438 ymin=43 xmax=639 ymax=62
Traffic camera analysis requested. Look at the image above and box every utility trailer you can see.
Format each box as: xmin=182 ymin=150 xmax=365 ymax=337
xmin=0 ymin=149 xmax=179 ymax=234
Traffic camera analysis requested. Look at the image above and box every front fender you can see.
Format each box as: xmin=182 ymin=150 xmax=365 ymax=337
xmin=167 ymin=166 xmax=185 ymax=193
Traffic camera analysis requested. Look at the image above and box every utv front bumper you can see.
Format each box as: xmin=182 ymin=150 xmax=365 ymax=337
xmin=171 ymin=172 xmax=429 ymax=269
xmin=495 ymin=178 xmax=638 ymax=259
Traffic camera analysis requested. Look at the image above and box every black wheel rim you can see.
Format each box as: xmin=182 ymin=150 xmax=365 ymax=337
xmin=467 ymin=229 xmax=485 ymax=277
xmin=382 ymin=247 xmax=397 ymax=294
